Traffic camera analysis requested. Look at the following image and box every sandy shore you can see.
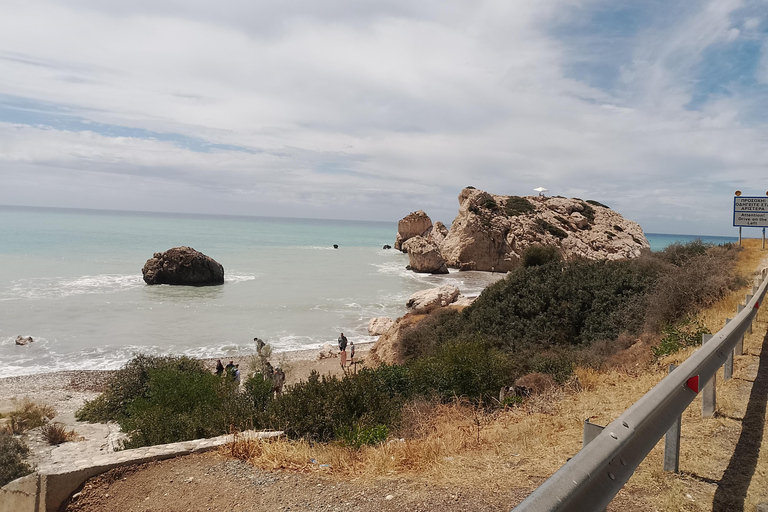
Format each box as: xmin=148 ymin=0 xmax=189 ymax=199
xmin=0 ymin=342 xmax=375 ymax=472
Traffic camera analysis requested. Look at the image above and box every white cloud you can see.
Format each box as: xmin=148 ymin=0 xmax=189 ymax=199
xmin=1 ymin=0 xmax=767 ymax=235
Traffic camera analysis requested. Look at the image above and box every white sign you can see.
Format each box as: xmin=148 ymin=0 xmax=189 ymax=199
xmin=734 ymin=197 xmax=768 ymax=227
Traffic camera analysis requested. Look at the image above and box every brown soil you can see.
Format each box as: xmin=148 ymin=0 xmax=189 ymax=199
xmin=60 ymin=450 xmax=533 ymax=512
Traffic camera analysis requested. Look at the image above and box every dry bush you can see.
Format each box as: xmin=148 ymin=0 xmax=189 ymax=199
xmin=1 ymin=399 xmax=56 ymax=434
xmin=40 ymin=422 xmax=79 ymax=445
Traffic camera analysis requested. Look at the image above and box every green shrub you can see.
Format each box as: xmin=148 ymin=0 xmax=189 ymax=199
xmin=335 ymin=423 xmax=389 ymax=448
xmin=119 ymin=368 xmax=252 ymax=449
xmin=484 ymin=198 xmax=499 ymax=210
xmin=76 ymin=354 xmax=209 ymax=423
xmin=522 ymin=244 xmax=561 ymax=267
xmin=265 ymin=366 xmax=408 ymax=442
xmin=244 ymin=372 xmax=274 ymax=412
xmin=652 ymin=319 xmax=711 ymax=360
xmin=537 ymin=220 xmax=568 ymax=239
xmin=644 ymin=245 xmax=744 ymax=330
xmin=466 ymin=186 xmax=476 ymax=189
xmin=469 ymin=205 xmax=480 ymax=215
xmin=580 ymin=202 xmax=596 ymax=222
xmin=408 ymin=340 xmax=517 ymax=402
xmin=0 ymin=433 xmax=32 ymax=486
xmin=605 ymin=231 xmax=616 ymax=239
xmin=505 ymin=196 xmax=535 ymax=216
xmin=586 ymin=199 xmax=609 ymax=209
xmin=530 ymin=352 xmax=575 ymax=384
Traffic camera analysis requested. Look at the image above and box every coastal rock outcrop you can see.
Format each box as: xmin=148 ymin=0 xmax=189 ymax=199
xmin=368 ymin=317 xmax=395 ymax=336
xmin=402 ymin=236 xmax=449 ymax=274
xmin=395 ymin=210 xmax=433 ymax=251
xmin=15 ymin=335 xmax=34 ymax=346
xmin=142 ymin=246 xmax=225 ymax=286
xmin=437 ymin=187 xmax=650 ymax=272
xmin=406 ymin=284 xmax=460 ymax=310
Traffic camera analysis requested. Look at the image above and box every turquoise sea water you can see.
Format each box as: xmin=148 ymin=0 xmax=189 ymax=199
xmin=0 ymin=206 xmax=500 ymax=377
xmin=0 ymin=206 xmax=742 ymax=378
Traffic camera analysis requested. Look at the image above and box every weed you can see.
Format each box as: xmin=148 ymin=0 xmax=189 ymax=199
xmin=40 ymin=423 xmax=78 ymax=445
xmin=586 ymin=199 xmax=609 ymax=209
xmin=652 ymin=319 xmax=710 ymax=360
xmin=504 ymin=196 xmax=535 ymax=216
xmin=0 ymin=432 xmax=32 ymax=486
xmin=522 ymin=244 xmax=561 ymax=267
xmin=2 ymin=399 xmax=56 ymax=434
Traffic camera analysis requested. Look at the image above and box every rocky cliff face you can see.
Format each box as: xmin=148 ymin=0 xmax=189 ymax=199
xmin=396 ymin=188 xmax=650 ymax=273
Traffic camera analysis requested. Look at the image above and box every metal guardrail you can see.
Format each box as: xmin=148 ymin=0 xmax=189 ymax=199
xmin=512 ymin=269 xmax=768 ymax=512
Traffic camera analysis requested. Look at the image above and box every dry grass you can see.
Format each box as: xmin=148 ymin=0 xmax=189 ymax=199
xmin=227 ymin=239 xmax=768 ymax=510
xmin=0 ymin=398 xmax=56 ymax=434
xmin=40 ymin=422 xmax=80 ymax=445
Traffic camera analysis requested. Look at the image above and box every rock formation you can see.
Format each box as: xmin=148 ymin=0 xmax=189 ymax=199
xmin=142 ymin=246 xmax=225 ymax=286
xmin=394 ymin=210 xmax=433 ymax=251
xmin=15 ymin=336 xmax=34 ymax=346
xmin=398 ymin=188 xmax=650 ymax=273
xmin=402 ymin=236 xmax=449 ymax=274
xmin=368 ymin=317 xmax=395 ymax=336
xmin=406 ymin=284 xmax=460 ymax=310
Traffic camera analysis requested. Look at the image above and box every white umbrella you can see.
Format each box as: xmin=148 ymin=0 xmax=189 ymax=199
xmin=533 ymin=187 xmax=549 ymax=196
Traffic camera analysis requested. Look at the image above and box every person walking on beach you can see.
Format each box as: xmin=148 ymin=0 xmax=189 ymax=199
xmin=215 ymin=359 xmax=224 ymax=377
xmin=349 ymin=342 xmax=355 ymax=366
xmin=338 ymin=332 xmax=348 ymax=368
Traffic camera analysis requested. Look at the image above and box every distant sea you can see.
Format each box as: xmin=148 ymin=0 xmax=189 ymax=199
xmin=0 ymin=206 xmax=501 ymax=378
xmin=0 ymin=206 xmax=742 ymax=378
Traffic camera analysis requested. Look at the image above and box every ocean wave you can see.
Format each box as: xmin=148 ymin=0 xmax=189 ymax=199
xmin=3 ymin=274 xmax=144 ymax=300
xmin=225 ymin=272 xmax=257 ymax=284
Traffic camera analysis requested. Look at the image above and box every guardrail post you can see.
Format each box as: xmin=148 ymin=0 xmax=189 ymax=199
xmin=582 ymin=418 xmax=605 ymax=448
xmin=702 ymin=334 xmax=716 ymax=417
xmin=736 ymin=305 xmax=745 ymax=354
xmin=664 ymin=364 xmax=681 ymax=472
xmin=724 ymin=318 xmax=734 ymax=381
xmin=747 ymin=295 xmax=754 ymax=333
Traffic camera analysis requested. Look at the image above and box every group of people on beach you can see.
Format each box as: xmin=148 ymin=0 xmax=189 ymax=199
xmin=215 ymin=359 xmax=241 ymax=384
xmin=337 ymin=332 xmax=355 ymax=368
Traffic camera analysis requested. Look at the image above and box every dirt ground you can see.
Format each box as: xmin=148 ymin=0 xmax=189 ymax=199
xmin=60 ymin=450 xmax=531 ymax=512
xmin=60 ymin=449 xmax=655 ymax=512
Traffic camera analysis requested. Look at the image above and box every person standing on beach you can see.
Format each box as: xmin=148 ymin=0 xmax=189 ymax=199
xmin=338 ymin=333 xmax=348 ymax=368
xmin=215 ymin=359 xmax=224 ymax=377
xmin=349 ymin=342 xmax=355 ymax=366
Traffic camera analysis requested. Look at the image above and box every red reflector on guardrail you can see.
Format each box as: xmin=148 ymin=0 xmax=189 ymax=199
xmin=756 ymin=301 xmax=760 ymax=309
xmin=686 ymin=376 xmax=699 ymax=393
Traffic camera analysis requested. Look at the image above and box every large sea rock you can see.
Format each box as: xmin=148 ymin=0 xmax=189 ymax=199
xmin=142 ymin=246 xmax=225 ymax=286
xmin=438 ymin=187 xmax=650 ymax=272
xmin=406 ymin=284 xmax=460 ymax=310
xmin=402 ymin=236 xmax=449 ymax=274
xmin=394 ymin=210 xmax=433 ymax=251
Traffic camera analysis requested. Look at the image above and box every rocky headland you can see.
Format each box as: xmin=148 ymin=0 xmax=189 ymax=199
xmin=396 ymin=187 xmax=650 ymax=273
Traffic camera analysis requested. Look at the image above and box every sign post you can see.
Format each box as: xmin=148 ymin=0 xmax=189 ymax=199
xmin=734 ymin=196 xmax=768 ymax=249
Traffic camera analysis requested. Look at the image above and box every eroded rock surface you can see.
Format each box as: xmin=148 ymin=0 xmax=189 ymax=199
xmin=406 ymin=284 xmax=460 ymax=310
xmin=142 ymin=246 xmax=224 ymax=286
xmin=368 ymin=317 xmax=395 ymax=336
xmin=395 ymin=210 xmax=433 ymax=251
xmin=439 ymin=188 xmax=649 ymax=272
xmin=403 ymin=236 xmax=449 ymax=274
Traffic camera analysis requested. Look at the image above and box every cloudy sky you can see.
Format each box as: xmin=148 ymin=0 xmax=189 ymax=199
xmin=1 ymin=0 xmax=767 ymax=235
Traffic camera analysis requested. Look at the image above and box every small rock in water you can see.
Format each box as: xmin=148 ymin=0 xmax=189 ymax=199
xmin=15 ymin=335 xmax=34 ymax=346
xmin=333 ymin=244 xmax=339 ymax=249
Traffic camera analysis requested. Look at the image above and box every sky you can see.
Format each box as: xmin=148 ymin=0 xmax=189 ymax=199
xmin=1 ymin=0 xmax=768 ymax=236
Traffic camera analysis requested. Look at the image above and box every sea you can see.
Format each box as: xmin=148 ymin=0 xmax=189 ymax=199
xmin=0 ymin=205 xmax=739 ymax=378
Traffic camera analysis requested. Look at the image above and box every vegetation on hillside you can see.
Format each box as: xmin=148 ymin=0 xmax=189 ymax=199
xmin=76 ymin=240 xmax=744 ymax=449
